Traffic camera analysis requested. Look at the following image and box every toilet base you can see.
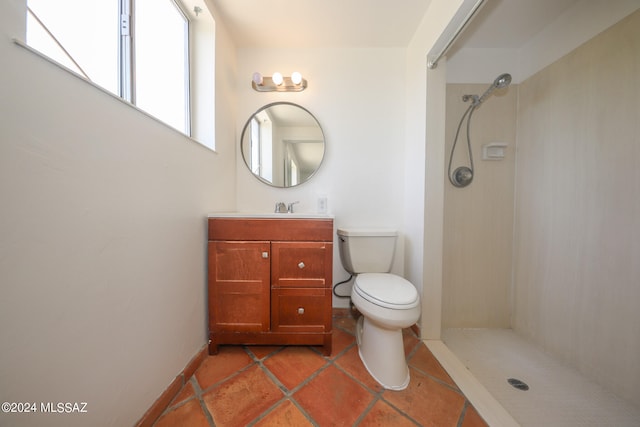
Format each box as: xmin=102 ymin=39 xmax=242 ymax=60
xmin=356 ymin=316 xmax=410 ymax=390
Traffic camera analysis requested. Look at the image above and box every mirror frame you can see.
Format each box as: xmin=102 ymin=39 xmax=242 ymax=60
xmin=240 ymin=102 xmax=326 ymax=188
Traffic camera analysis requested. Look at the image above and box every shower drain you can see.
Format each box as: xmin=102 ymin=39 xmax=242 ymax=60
xmin=507 ymin=378 xmax=530 ymax=391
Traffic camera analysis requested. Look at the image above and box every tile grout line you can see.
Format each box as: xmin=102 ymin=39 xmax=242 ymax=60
xmin=405 ymin=335 xmax=469 ymax=396
xmin=244 ymin=328 xmax=363 ymax=426
xmin=326 ymin=317 xmax=437 ymax=426
xmin=410 ymin=363 xmax=466 ymax=395
xmin=288 ymin=397 xmax=321 ymax=427
xmin=181 ymin=350 xmax=267 ymax=426
xmin=331 ymin=358 xmax=381 ymax=395
xmin=340 ymin=335 xmax=467 ymax=427
xmin=189 ymin=376 xmax=217 ymax=427
xmin=351 ymin=395 xmax=381 ymax=426
xmin=197 ymin=354 xmax=259 ymax=396
xmin=331 ymin=360 xmax=425 ymax=427
xmin=325 ymin=345 xmax=426 ymax=426
xmin=456 ymin=399 xmax=471 ymax=427
xmin=246 ymin=346 xmax=332 ymax=426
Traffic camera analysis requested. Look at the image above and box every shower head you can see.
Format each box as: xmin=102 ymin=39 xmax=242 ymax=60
xmin=475 ymin=73 xmax=512 ymax=105
xmin=494 ymin=73 xmax=512 ymax=89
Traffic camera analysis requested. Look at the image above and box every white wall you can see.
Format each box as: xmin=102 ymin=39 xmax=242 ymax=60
xmin=513 ymin=9 xmax=640 ymax=406
xmin=234 ymin=48 xmax=408 ymax=307
xmin=406 ymin=0 xmax=468 ymax=339
xmin=0 ymin=1 xmax=237 ymax=426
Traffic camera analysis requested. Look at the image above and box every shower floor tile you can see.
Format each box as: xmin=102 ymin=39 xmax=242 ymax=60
xmin=442 ymin=328 xmax=640 ymax=427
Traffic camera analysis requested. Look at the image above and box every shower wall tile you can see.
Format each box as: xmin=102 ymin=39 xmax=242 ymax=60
xmin=443 ymin=83 xmax=517 ymax=329
xmin=513 ymin=9 xmax=640 ymax=408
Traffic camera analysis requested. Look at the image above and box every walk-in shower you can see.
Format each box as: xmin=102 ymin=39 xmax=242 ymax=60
xmin=436 ymin=9 xmax=640 ymax=424
xmin=447 ymin=73 xmax=512 ymax=187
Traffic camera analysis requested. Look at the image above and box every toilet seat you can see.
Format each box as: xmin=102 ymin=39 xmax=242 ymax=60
xmin=354 ymin=273 xmax=419 ymax=309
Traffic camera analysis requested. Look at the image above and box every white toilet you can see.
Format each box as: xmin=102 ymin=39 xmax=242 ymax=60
xmin=337 ymin=228 xmax=420 ymax=390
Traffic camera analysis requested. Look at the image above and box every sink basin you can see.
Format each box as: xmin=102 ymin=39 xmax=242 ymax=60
xmin=208 ymin=212 xmax=334 ymax=219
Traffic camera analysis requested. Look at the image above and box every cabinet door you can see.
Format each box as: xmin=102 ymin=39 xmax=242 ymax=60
xmin=271 ymin=241 xmax=333 ymax=288
xmin=208 ymin=241 xmax=270 ymax=332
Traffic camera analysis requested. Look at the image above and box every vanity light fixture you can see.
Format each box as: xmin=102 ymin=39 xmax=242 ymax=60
xmin=252 ymin=72 xmax=263 ymax=85
xmin=291 ymin=71 xmax=302 ymax=85
xmin=251 ymin=71 xmax=307 ymax=92
xmin=272 ymin=72 xmax=284 ymax=86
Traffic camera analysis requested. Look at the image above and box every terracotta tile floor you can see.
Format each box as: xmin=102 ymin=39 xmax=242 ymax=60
xmin=153 ymin=310 xmax=488 ymax=427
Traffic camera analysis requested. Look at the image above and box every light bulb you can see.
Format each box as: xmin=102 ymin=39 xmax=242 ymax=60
xmin=252 ymin=72 xmax=263 ymax=85
xmin=291 ymin=71 xmax=303 ymax=85
xmin=272 ymin=72 xmax=283 ymax=86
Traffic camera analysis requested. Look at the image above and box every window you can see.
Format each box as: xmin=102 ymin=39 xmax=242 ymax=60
xmin=133 ymin=0 xmax=189 ymax=132
xmin=25 ymin=0 xmax=215 ymax=148
xmin=26 ymin=0 xmax=119 ymax=93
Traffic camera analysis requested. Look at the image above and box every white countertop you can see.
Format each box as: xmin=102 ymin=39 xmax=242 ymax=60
xmin=208 ymin=212 xmax=334 ymax=219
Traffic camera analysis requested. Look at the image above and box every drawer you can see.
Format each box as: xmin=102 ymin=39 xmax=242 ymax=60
xmin=208 ymin=218 xmax=333 ymax=241
xmin=271 ymin=241 xmax=333 ymax=288
xmin=271 ymin=288 xmax=332 ymax=332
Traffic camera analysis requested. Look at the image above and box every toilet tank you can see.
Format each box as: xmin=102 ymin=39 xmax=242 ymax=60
xmin=337 ymin=228 xmax=397 ymax=274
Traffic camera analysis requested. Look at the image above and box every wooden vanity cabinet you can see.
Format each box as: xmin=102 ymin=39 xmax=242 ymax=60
xmin=208 ymin=217 xmax=333 ymax=356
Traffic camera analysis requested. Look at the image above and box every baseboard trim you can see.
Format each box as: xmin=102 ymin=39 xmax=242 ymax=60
xmin=134 ymin=345 xmax=208 ymax=427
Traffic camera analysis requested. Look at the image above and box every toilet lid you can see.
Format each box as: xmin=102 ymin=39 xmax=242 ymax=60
xmin=354 ymin=273 xmax=419 ymax=308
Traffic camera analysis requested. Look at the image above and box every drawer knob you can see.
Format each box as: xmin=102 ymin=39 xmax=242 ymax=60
xmin=298 ymin=261 xmax=305 ymax=269
xmin=297 ymin=307 xmax=305 ymax=315
xmin=262 ymin=252 xmax=269 ymax=259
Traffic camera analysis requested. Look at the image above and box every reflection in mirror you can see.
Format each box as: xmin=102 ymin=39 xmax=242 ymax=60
xmin=241 ymin=102 xmax=325 ymax=188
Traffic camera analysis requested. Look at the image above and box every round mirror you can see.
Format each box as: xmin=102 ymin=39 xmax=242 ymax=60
xmin=241 ymin=102 xmax=325 ymax=188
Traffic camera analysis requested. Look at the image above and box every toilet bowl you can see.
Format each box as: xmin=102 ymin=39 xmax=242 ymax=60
xmin=351 ymin=273 xmax=420 ymax=390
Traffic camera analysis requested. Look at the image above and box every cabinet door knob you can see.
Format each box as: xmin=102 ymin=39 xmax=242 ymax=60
xmin=298 ymin=261 xmax=305 ymax=269
xmin=297 ymin=307 xmax=305 ymax=315
xmin=262 ymin=252 xmax=269 ymax=259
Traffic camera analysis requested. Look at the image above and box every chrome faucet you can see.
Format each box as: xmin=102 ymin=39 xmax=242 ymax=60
xmin=274 ymin=202 xmax=287 ymax=213
xmin=275 ymin=201 xmax=300 ymax=213
xmin=287 ymin=201 xmax=299 ymax=213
